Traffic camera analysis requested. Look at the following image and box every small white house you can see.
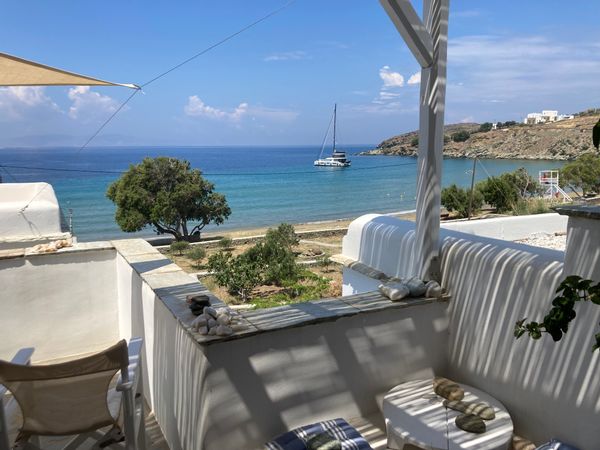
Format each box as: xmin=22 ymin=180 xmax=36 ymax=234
xmin=524 ymin=110 xmax=574 ymax=124
xmin=0 ymin=182 xmax=71 ymax=250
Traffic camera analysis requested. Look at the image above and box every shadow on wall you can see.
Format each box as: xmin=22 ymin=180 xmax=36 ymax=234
xmin=441 ymin=234 xmax=600 ymax=447
xmin=201 ymin=304 xmax=447 ymax=449
xmin=357 ymin=215 xmax=417 ymax=278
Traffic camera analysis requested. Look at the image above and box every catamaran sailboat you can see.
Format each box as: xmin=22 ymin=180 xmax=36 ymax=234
xmin=314 ymin=104 xmax=351 ymax=167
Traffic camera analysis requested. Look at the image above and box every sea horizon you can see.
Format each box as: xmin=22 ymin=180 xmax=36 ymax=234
xmin=1 ymin=145 xmax=566 ymax=242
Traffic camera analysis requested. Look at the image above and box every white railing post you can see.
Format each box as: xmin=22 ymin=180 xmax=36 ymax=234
xmin=380 ymin=0 xmax=449 ymax=279
xmin=415 ymin=0 xmax=449 ymax=279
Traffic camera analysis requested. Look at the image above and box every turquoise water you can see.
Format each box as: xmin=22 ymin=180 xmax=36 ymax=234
xmin=0 ymin=146 xmax=565 ymax=241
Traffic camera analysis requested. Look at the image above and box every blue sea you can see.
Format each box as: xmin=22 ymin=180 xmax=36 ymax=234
xmin=0 ymin=146 xmax=565 ymax=242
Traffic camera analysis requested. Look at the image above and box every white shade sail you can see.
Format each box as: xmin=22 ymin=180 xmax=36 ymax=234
xmin=0 ymin=52 xmax=138 ymax=88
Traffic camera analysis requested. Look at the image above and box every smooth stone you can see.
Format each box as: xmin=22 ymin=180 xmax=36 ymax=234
xmin=208 ymin=327 xmax=217 ymax=336
xmin=406 ymin=277 xmax=427 ymax=297
xmin=191 ymin=316 xmax=207 ymax=330
xmin=216 ymin=325 xmax=233 ymax=336
xmin=455 ymin=414 xmax=486 ymax=434
xmin=198 ymin=325 xmax=209 ymax=335
xmin=444 ymin=400 xmax=495 ymax=420
xmin=217 ymin=314 xmax=231 ymax=325
xmin=379 ymin=282 xmax=410 ymax=301
xmin=433 ymin=377 xmax=464 ymax=401
xmin=204 ymin=306 xmax=218 ymax=319
xmin=186 ymin=294 xmax=210 ymax=307
xmin=306 ymin=432 xmax=341 ymax=450
xmin=425 ymin=280 xmax=443 ymax=298
xmin=207 ymin=318 xmax=217 ymax=329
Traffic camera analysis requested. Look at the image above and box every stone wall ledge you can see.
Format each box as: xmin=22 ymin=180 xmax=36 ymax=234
xmin=113 ymin=238 xmax=449 ymax=348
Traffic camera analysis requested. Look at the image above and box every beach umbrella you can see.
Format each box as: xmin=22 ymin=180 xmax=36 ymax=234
xmin=0 ymin=51 xmax=138 ymax=88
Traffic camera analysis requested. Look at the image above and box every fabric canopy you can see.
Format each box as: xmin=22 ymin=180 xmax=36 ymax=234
xmin=0 ymin=52 xmax=138 ymax=88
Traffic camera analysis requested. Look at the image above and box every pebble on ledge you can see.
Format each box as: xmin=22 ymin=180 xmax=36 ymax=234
xmin=190 ymin=306 xmax=241 ymax=337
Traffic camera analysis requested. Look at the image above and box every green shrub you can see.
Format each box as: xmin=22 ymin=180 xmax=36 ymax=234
xmin=476 ymin=168 xmax=540 ymax=213
xmin=218 ymin=237 xmax=233 ymax=250
xmin=451 ymin=130 xmax=471 ymax=142
xmin=476 ymin=177 xmax=518 ymax=213
xmin=441 ymin=184 xmax=484 ymax=218
xmin=478 ymin=122 xmax=493 ymax=133
xmin=187 ymin=246 xmax=207 ymax=267
xmin=207 ymin=223 xmax=302 ymax=301
xmin=317 ymin=253 xmax=332 ymax=270
xmin=170 ymin=240 xmax=190 ymax=256
xmin=410 ymin=136 xmax=419 ymax=147
xmin=560 ymin=153 xmax=600 ymax=195
xmin=207 ymin=250 xmax=263 ymax=302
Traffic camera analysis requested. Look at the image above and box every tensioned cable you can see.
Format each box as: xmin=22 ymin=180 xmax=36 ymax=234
xmin=19 ymin=0 xmax=297 ymax=212
xmin=2 ymin=161 xmax=418 ymax=177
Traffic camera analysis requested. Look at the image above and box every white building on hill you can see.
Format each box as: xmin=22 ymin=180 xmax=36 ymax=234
xmin=524 ymin=109 xmax=574 ymax=124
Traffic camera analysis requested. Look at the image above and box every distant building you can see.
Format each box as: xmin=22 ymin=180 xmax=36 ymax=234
xmin=524 ymin=110 xmax=574 ymax=125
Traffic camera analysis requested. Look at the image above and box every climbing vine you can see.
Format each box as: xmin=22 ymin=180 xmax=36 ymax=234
xmin=514 ymin=275 xmax=600 ymax=352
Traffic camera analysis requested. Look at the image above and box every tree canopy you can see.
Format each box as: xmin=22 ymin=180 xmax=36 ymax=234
xmin=560 ymin=153 xmax=600 ymax=196
xmin=107 ymin=157 xmax=230 ymax=241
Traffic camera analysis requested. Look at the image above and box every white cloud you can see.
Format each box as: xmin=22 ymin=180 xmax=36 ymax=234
xmin=443 ymin=33 xmax=600 ymax=122
xmin=407 ymin=71 xmax=421 ymax=85
xmin=184 ymin=96 xmax=298 ymax=123
xmin=0 ymin=87 xmax=59 ymax=120
xmin=264 ymin=51 xmax=309 ymax=62
xmin=67 ymin=86 xmax=121 ymax=121
xmin=379 ymin=66 xmax=404 ymax=88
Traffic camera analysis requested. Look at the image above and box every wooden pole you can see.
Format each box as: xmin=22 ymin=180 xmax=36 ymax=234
xmin=467 ymin=157 xmax=477 ymax=220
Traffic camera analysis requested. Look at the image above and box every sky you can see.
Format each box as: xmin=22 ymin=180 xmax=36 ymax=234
xmin=0 ymin=0 xmax=599 ymax=147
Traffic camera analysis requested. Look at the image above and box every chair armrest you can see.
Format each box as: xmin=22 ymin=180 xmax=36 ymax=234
xmin=116 ymin=338 xmax=143 ymax=392
xmin=0 ymin=348 xmax=34 ymax=397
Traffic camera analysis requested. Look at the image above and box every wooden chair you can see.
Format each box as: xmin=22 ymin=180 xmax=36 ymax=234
xmin=0 ymin=338 xmax=146 ymax=450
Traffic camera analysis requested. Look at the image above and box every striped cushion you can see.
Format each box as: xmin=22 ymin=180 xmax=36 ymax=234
xmin=265 ymin=418 xmax=373 ymax=450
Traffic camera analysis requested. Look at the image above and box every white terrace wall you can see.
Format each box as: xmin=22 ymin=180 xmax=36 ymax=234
xmin=342 ymin=214 xmax=600 ymax=448
xmin=113 ymin=239 xmax=449 ymax=450
xmin=440 ymin=212 xmax=568 ymax=241
xmin=0 ymin=245 xmax=120 ymax=362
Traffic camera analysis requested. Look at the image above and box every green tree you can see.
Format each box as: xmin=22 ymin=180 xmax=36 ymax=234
xmin=451 ymin=130 xmax=471 ymax=142
xmin=170 ymin=241 xmax=189 ymax=256
xmin=410 ymin=136 xmax=419 ymax=147
xmin=478 ymin=122 xmax=493 ymax=133
xmin=476 ymin=176 xmax=519 ymax=213
xmin=441 ymin=184 xmax=484 ymax=218
xmin=503 ymin=167 xmax=542 ymax=198
xmin=561 ymin=153 xmax=600 ymax=196
xmin=107 ymin=157 xmax=231 ymax=241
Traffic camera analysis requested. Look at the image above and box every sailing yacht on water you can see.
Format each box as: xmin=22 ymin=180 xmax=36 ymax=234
xmin=314 ymin=104 xmax=351 ymax=167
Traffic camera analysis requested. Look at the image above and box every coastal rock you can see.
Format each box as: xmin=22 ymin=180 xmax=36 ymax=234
xmin=361 ymin=114 xmax=600 ymax=161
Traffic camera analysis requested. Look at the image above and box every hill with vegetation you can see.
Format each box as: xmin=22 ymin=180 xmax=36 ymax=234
xmin=362 ymin=109 xmax=600 ymax=160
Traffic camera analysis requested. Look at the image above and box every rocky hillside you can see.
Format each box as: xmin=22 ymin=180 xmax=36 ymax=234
xmin=363 ymin=114 xmax=599 ymax=160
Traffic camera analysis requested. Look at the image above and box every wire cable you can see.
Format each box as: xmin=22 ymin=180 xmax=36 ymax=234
xmin=18 ymin=0 xmax=298 ymax=212
xmin=2 ymin=160 xmax=418 ymax=178
xmin=141 ymin=0 xmax=297 ymax=89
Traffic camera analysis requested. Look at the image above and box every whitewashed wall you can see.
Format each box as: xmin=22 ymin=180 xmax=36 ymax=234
xmin=112 ymin=239 xmax=449 ymax=450
xmin=341 ymin=214 xmax=600 ymax=448
xmin=0 ymin=247 xmax=119 ymax=362
xmin=0 ymin=183 xmax=68 ymax=250
xmin=441 ymin=213 xmax=567 ymax=241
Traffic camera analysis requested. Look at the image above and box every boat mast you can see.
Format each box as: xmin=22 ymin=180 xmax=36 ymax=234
xmin=332 ymin=103 xmax=337 ymax=153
